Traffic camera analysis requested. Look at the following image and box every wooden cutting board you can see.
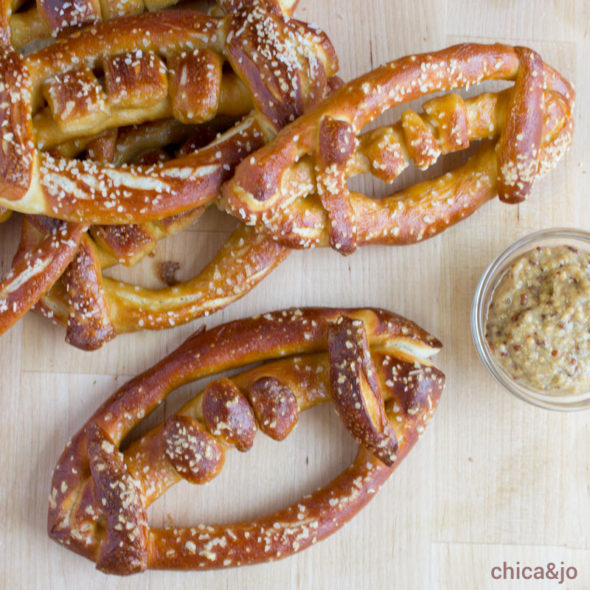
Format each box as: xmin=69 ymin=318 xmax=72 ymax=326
xmin=1 ymin=1 xmax=589 ymax=588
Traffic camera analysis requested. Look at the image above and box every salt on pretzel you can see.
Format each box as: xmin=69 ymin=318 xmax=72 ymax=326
xmin=0 ymin=217 xmax=86 ymax=333
xmin=0 ymin=6 xmax=337 ymax=223
xmin=14 ymin=116 xmax=290 ymax=349
xmin=48 ymin=307 xmax=444 ymax=574
xmin=222 ymin=43 xmax=574 ymax=254
xmin=25 ymin=215 xmax=290 ymax=348
xmin=8 ymin=0 xmax=300 ymax=50
xmin=0 ymin=1 xmax=337 ymax=344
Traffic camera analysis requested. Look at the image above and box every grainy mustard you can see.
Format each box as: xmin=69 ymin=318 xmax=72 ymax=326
xmin=486 ymin=245 xmax=590 ymax=394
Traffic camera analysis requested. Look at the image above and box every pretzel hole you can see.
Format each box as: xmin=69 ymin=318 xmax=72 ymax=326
xmin=146 ymin=402 xmax=356 ymax=528
xmin=102 ymin=208 xmax=238 ymax=287
xmin=346 ymin=83 xmax=513 ymax=198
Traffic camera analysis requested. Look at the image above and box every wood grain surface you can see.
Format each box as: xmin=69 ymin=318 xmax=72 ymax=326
xmin=1 ymin=1 xmax=589 ymax=588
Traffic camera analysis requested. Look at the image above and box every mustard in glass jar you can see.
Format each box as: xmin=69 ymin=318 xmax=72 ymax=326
xmin=472 ymin=229 xmax=590 ymax=410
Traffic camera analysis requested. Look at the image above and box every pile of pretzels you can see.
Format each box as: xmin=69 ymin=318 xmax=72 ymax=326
xmin=0 ymin=0 xmax=576 ymax=576
xmin=0 ymin=0 xmax=574 ymax=349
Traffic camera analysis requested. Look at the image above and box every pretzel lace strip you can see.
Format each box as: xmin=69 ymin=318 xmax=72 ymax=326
xmin=62 ymin=235 xmax=116 ymax=349
xmin=0 ymin=7 xmax=337 ymax=223
xmin=496 ymin=46 xmax=543 ymax=203
xmin=328 ymin=316 xmax=398 ymax=465
xmin=0 ymin=217 xmax=85 ymax=333
xmin=221 ymin=43 xmax=574 ymax=253
xmin=48 ymin=307 xmax=444 ymax=574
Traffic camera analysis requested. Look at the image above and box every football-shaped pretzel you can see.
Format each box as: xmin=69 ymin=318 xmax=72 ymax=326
xmin=48 ymin=307 xmax=444 ymax=574
xmin=222 ymin=43 xmax=574 ymax=254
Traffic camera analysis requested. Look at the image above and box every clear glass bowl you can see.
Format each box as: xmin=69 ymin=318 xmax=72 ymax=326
xmin=471 ymin=228 xmax=590 ymax=411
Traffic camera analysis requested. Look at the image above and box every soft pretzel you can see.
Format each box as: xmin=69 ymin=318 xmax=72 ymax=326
xmin=8 ymin=0 xmax=300 ymax=50
xmin=0 ymin=7 xmax=337 ymax=223
xmin=26 ymin=215 xmax=290 ymax=348
xmin=221 ymin=43 xmax=574 ymax=254
xmin=48 ymin=307 xmax=444 ymax=574
xmin=16 ymin=116 xmax=290 ymax=349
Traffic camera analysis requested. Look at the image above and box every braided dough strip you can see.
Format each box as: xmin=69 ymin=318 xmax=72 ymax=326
xmin=0 ymin=7 xmax=338 ymax=223
xmin=48 ymin=307 xmax=444 ymax=574
xmin=221 ymin=43 xmax=574 ymax=253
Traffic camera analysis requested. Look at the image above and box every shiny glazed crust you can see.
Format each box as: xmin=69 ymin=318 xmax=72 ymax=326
xmin=0 ymin=1 xmax=336 ymax=346
xmin=48 ymin=307 xmax=444 ymax=574
xmin=221 ymin=43 xmax=574 ymax=254
xmin=0 ymin=7 xmax=337 ymax=222
xmin=9 ymin=0 xmax=301 ymax=50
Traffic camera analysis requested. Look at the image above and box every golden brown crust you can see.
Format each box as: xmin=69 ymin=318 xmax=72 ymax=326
xmin=48 ymin=307 xmax=444 ymax=574
xmin=9 ymin=0 xmax=301 ymax=51
xmin=0 ymin=7 xmax=338 ymax=223
xmin=0 ymin=2 xmax=337 ymax=346
xmin=0 ymin=217 xmax=86 ymax=334
xmin=221 ymin=43 xmax=574 ymax=253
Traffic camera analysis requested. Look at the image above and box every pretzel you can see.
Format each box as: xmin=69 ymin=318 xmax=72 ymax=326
xmin=27 ymin=215 xmax=290 ymax=348
xmin=0 ymin=217 xmax=86 ymax=334
xmin=11 ymin=115 xmax=290 ymax=348
xmin=8 ymin=0 xmax=300 ymax=50
xmin=0 ymin=6 xmax=338 ymax=223
xmin=47 ymin=307 xmax=444 ymax=574
xmin=222 ymin=43 xmax=574 ymax=254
